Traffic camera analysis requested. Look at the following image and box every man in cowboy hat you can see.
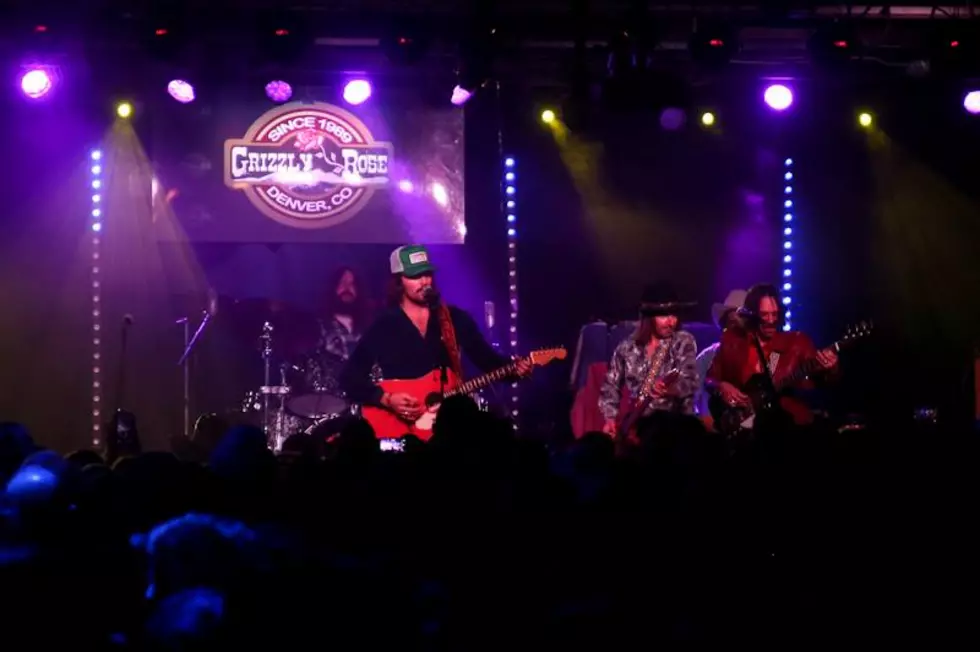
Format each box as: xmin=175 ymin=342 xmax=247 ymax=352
xmin=694 ymin=289 xmax=747 ymax=416
xmin=598 ymin=281 xmax=700 ymax=436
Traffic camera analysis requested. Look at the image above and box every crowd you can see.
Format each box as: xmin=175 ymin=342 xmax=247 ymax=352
xmin=0 ymin=397 xmax=973 ymax=649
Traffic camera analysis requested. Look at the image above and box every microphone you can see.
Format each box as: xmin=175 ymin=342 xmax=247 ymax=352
xmin=123 ymin=314 xmax=134 ymax=327
xmin=421 ymin=286 xmax=440 ymax=306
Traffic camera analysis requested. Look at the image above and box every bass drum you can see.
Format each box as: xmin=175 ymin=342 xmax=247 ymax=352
xmin=303 ymin=405 xmax=358 ymax=441
xmin=285 ymin=352 xmax=350 ymax=419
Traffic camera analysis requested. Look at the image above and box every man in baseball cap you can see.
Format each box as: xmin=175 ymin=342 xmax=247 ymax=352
xmin=340 ymin=244 xmax=530 ymax=437
xmin=389 ymin=244 xmax=436 ymax=278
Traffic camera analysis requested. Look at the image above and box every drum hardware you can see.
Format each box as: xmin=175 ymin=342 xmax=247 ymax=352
xmin=256 ymin=321 xmax=295 ymax=452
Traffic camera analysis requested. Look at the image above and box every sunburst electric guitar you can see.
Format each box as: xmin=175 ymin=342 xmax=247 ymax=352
xmin=361 ymin=347 xmax=567 ymax=440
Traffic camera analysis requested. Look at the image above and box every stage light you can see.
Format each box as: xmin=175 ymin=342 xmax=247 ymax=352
xmin=265 ymin=80 xmax=292 ymax=103
xmin=701 ymin=112 xmax=716 ymax=126
xmin=431 ymin=182 xmax=449 ymax=207
xmin=90 ymin=147 xmax=103 ymax=447
xmin=858 ymin=112 xmax=873 ymax=127
xmin=451 ymin=85 xmax=473 ymax=106
xmin=116 ymin=102 xmax=133 ymax=118
xmin=343 ymin=79 xmax=372 ymax=105
xmin=397 ymin=179 xmax=414 ymax=193
xmin=763 ymin=84 xmax=793 ymax=111
xmin=167 ymin=79 xmax=195 ymax=103
xmin=782 ymin=156 xmax=794 ymax=332
xmin=541 ymin=109 xmax=556 ymax=124
xmin=964 ymin=90 xmax=980 ymax=115
xmin=503 ymin=154 xmax=519 ymax=425
xmin=20 ymin=67 xmax=53 ymax=99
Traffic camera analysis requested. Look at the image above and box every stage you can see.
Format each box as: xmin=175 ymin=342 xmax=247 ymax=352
xmin=1 ymin=14 xmax=979 ymax=452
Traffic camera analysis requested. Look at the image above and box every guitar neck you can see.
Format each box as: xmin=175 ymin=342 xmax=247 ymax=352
xmin=777 ymin=341 xmax=840 ymax=390
xmin=445 ymin=363 xmax=516 ymax=398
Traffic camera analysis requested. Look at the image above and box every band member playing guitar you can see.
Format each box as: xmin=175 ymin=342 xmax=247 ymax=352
xmin=705 ymin=283 xmax=839 ymax=432
xmin=340 ymin=245 xmax=532 ymax=438
xmin=599 ymin=282 xmax=700 ymax=438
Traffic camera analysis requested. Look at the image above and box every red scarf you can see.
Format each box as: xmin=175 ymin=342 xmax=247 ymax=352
xmin=437 ymin=304 xmax=463 ymax=380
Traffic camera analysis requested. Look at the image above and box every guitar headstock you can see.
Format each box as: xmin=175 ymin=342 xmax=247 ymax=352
xmin=838 ymin=320 xmax=874 ymax=348
xmin=527 ymin=347 xmax=568 ymax=366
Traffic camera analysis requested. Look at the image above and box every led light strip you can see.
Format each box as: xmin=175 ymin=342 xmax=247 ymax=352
xmin=782 ymin=157 xmax=794 ymax=331
xmin=503 ymin=156 xmax=518 ymax=422
xmin=91 ymin=149 xmax=103 ymax=446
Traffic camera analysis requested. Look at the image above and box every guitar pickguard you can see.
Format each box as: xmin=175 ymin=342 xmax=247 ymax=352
xmin=413 ymin=405 xmax=440 ymax=431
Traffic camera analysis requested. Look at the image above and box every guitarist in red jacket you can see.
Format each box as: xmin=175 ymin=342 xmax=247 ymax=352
xmin=339 ymin=245 xmax=531 ymax=436
xmin=705 ymin=283 xmax=839 ymax=432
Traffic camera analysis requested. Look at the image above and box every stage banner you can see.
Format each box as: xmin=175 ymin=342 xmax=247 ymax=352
xmin=151 ymin=99 xmax=465 ymax=243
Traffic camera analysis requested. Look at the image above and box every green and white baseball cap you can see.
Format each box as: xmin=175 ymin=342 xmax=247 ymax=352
xmin=389 ymin=244 xmax=435 ymax=277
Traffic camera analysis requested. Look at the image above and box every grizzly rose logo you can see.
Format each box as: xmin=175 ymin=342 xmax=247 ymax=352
xmin=224 ymin=102 xmax=393 ymax=229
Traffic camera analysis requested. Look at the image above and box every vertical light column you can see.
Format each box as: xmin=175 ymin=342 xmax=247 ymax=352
xmin=782 ymin=157 xmax=794 ymax=331
xmin=503 ymin=156 xmax=519 ymax=422
xmin=90 ymin=149 xmax=103 ymax=446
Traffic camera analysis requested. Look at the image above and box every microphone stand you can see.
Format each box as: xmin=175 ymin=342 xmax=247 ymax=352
xmin=176 ymin=310 xmax=213 ymax=439
xmin=116 ymin=319 xmax=132 ymax=414
xmin=259 ymin=322 xmax=273 ymax=438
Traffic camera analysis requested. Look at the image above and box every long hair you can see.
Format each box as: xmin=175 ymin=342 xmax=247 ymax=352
xmin=324 ymin=266 xmax=370 ymax=332
xmin=386 ymin=274 xmax=439 ymax=307
xmin=633 ymin=313 xmax=681 ymax=347
xmin=740 ymin=283 xmax=782 ymax=330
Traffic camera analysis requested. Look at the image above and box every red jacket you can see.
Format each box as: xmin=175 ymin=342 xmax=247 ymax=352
xmin=706 ymin=326 xmax=837 ymax=425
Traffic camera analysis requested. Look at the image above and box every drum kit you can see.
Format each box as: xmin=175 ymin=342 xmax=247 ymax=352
xmin=180 ymin=294 xmax=497 ymax=454
xmin=180 ymin=296 xmax=357 ymax=453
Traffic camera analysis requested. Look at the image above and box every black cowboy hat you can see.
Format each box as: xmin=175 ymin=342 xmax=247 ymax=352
xmin=639 ymin=281 xmax=697 ymax=316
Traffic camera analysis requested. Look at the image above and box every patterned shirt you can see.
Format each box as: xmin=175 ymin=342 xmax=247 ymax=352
xmin=598 ymin=330 xmax=700 ymax=421
xmin=306 ymin=317 xmax=364 ymax=396
xmin=318 ymin=316 xmax=362 ymax=362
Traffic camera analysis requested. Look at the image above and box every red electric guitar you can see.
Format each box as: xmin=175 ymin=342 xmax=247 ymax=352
xmin=361 ymin=347 xmax=567 ymax=440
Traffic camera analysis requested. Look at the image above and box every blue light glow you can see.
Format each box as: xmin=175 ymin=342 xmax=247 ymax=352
xmin=90 ymin=147 xmax=102 ymax=447
xmin=503 ymin=155 xmax=519 ymax=422
xmin=782 ymin=156 xmax=794 ymax=331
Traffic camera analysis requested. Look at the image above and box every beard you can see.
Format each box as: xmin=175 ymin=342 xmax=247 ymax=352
xmin=758 ymin=323 xmax=777 ymax=339
xmin=338 ymin=291 xmax=356 ymax=304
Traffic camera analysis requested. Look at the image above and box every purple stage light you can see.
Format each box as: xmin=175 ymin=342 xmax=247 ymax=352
xmin=265 ymin=80 xmax=292 ymax=103
xmin=451 ymin=85 xmax=472 ymax=106
xmin=398 ymin=179 xmax=414 ymax=193
xmin=167 ymin=79 xmax=195 ymax=103
xmin=964 ymin=91 xmax=980 ymax=115
xmin=20 ymin=68 xmax=53 ymax=99
xmin=343 ymin=79 xmax=371 ymax=105
xmin=763 ymin=84 xmax=794 ymax=111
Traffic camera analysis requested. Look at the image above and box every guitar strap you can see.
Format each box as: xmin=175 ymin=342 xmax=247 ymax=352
xmin=751 ymin=335 xmax=779 ymax=395
xmin=437 ymin=303 xmax=464 ymax=380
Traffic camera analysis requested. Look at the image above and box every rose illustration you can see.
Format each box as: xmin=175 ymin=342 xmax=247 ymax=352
xmin=293 ymin=129 xmax=324 ymax=152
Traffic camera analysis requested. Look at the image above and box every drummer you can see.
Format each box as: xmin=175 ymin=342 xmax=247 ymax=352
xmin=317 ymin=266 xmax=372 ymax=366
